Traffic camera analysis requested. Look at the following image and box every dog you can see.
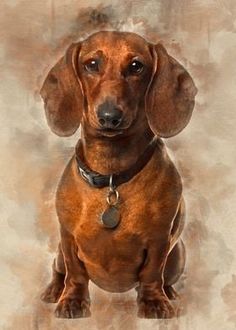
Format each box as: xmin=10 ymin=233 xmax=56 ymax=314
xmin=40 ymin=31 xmax=197 ymax=319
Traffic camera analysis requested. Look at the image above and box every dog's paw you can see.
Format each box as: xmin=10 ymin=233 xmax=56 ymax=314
xmin=55 ymin=298 xmax=91 ymax=318
xmin=164 ymin=285 xmax=179 ymax=300
xmin=137 ymin=297 xmax=175 ymax=319
xmin=41 ymin=280 xmax=64 ymax=303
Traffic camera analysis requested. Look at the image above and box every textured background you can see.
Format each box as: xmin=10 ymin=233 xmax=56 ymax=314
xmin=0 ymin=0 xmax=236 ymax=329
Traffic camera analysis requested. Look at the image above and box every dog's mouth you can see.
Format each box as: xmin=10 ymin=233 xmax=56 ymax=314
xmin=97 ymin=128 xmax=124 ymax=137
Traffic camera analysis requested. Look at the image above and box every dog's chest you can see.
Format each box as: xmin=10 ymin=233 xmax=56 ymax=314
xmin=74 ymin=196 xmax=153 ymax=267
xmin=73 ymin=199 xmax=152 ymax=291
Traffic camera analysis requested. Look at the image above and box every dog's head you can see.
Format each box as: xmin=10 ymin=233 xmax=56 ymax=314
xmin=40 ymin=31 xmax=197 ymax=138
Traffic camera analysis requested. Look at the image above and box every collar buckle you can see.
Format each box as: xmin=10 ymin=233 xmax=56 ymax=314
xmin=79 ymin=167 xmax=97 ymax=187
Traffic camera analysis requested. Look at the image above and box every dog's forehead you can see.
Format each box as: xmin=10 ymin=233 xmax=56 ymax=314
xmin=80 ymin=31 xmax=151 ymax=58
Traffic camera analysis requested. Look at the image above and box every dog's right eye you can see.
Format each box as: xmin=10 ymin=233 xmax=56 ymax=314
xmin=84 ymin=59 xmax=99 ymax=73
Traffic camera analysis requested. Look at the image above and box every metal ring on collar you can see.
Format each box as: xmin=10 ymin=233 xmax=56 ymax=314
xmin=107 ymin=190 xmax=119 ymax=206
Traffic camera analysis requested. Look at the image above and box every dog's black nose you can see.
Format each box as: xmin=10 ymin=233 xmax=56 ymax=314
xmin=97 ymin=101 xmax=123 ymax=129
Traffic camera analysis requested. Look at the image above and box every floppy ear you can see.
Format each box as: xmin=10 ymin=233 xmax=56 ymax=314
xmin=40 ymin=43 xmax=83 ymax=137
xmin=145 ymin=43 xmax=197 ymax=138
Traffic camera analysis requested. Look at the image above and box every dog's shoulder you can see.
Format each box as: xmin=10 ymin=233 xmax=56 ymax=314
xmin=154 ymin=139 xmax=181 ymax=176
xmin=150 ymin=138 xmax=182 ymax=197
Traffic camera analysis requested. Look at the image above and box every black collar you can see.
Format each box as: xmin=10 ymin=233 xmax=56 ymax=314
xmin=75 ymin=138 xmax=157 ymax=189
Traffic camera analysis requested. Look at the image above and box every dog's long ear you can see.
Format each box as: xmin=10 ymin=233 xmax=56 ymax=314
xmin=40 ymin=43 xmax=83 ymax=137
xmin=145 ymin=43 xmax=197 ymax=138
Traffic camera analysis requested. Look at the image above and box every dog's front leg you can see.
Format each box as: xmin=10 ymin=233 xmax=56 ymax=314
xmin=55 ymin=225 xmax=91 ymax=318
xmin=137 ymin=240 xmax=175 ymax=319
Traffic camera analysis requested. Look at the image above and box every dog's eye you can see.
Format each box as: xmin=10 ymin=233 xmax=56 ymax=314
xmin=127 ymin=60 xmax=144 ymax=75
xmin=84 ymin=59 xmax=99 ymax=73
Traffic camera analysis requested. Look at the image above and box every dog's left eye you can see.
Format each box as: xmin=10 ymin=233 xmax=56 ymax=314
xmin=127 ymin=60 xmax=144 ymax=75
xmin=84 ymin=59 xmax=99 ymax=73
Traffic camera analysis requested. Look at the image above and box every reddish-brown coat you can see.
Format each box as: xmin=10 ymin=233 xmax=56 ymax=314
xmin=40 ymin=31 xmax=196 ymax=319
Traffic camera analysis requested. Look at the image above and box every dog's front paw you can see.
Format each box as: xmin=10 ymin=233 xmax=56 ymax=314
xmin=137 ymin=296 xmax=175 ymax=319
xmin=55 ymin=298 xmax=91 ymax=318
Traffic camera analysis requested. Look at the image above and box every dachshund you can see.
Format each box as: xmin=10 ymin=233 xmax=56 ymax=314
xmin=40 ymin=31 xmax=197 ymax=319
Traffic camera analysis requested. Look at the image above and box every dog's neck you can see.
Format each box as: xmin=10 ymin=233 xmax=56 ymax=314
xmin=80 ymin=126 xmax=154 ymax=175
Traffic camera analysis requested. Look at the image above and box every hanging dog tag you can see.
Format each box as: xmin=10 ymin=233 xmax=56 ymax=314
xmin=101 ymin=205 xmax=120 ymax=229
xmin=100 ymin=175 xmax=120 ymax=229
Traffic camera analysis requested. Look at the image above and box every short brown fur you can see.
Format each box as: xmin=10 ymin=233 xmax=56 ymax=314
xmin=40 ymin=31 xmax=197 ymax=319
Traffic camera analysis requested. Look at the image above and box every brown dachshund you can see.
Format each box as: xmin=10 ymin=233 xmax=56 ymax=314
xmin=40 ymin=31 xmax=197 ymax=319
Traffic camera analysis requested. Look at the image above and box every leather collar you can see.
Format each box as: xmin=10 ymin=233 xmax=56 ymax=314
xmin=75 ymin=138 xmax=157 ymax=189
